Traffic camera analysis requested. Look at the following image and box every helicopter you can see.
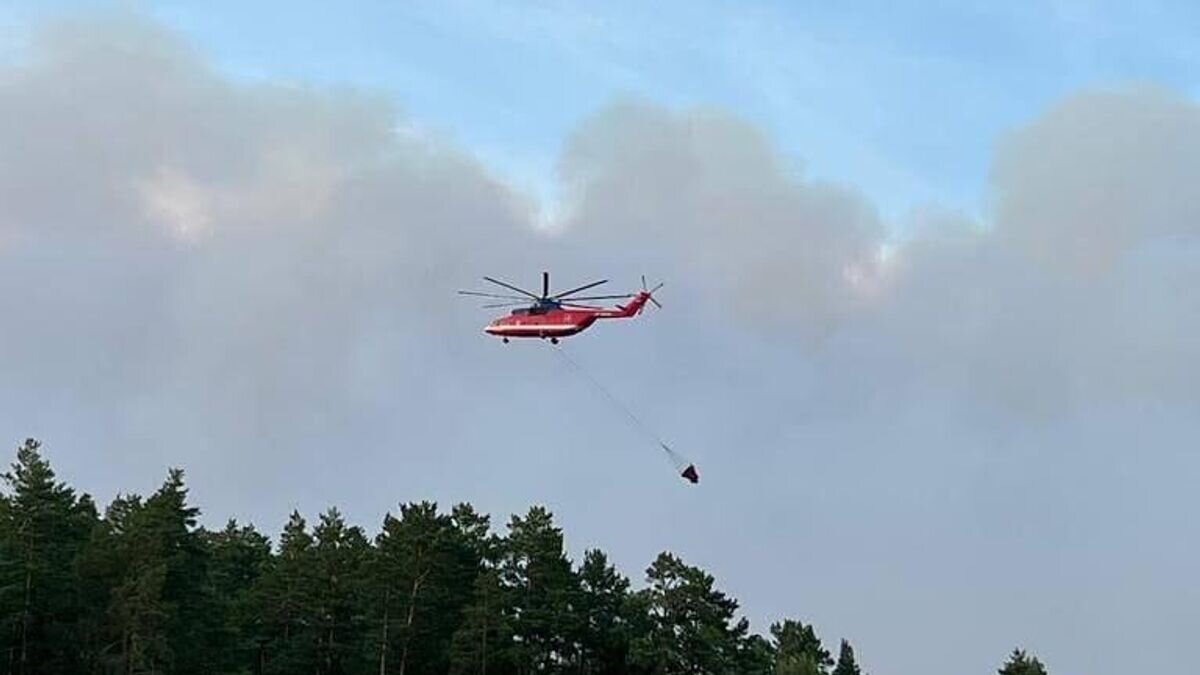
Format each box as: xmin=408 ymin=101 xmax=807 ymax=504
xmin=458 ymin=272 xmax=662 ymax=343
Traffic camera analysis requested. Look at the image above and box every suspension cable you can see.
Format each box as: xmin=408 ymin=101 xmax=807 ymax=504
xmin=550 ymin=344 xmax=698 ymax=483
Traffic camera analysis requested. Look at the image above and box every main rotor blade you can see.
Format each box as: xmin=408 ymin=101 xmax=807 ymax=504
xmin=561 ymin=303 xmax=605 ymax=310
xmin=482 ymin=301 xmax=531 ymax=309
xmin=553 ymin=279 xmax=610 ymax=299
xmin=561 ymin=293 xmax=633 ymax=301
xmin=543 ymin=271 xmax=550 ymax=299
xmin=458 ymin=290 xmax=530 ymax=300
xmin=483 ymin=276 xmax=540 ymax=300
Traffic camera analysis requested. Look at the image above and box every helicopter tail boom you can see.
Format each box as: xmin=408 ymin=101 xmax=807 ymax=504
xmin=602 ymin=277 xmax=662 ymax=318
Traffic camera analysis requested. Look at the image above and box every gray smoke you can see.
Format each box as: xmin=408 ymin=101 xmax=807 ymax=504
xmin=993 ymin=86 xmax=1200 ymax=273
xmin=873 ymin=86 xmax=1200 ymax=416
xmin=0 ymin=12 xmax=542 ymax=498
xmin=558 ymin=101 xmax=885 ymax=340
xmin=557 ymin=89 xmax=1200 ymax=416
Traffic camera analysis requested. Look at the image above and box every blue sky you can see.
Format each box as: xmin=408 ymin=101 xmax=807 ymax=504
xmin=7 ymin=1 xmax=1198 ymax=223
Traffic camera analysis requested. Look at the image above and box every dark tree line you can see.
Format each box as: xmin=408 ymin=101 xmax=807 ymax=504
xmin=0 ymin=439 xmax=1044 ymax=675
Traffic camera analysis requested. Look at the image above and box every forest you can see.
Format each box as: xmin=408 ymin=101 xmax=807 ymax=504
xmin=1 ymin=438 xmax=1048 ymax=675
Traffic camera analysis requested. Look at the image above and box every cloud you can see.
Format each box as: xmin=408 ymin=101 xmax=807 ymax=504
xmin=557 ymin=100 xmax=886 ymax=340
xmin=133 ymin=166 xmax=216 ymax=241
xmin=552 ymin=88 xmax=1200 ymax=417
xmin=4 ymin=12 xmax=1196 ymax=457
xmin=992 ymin=86 xmax=1200 ymax=273
xmin=862 ymin=86 xmax=1200 ymax=415
xmin=0 ymin=12 xmax=540 ymax=488
xmin=1 ymin=9 xmax=1196 ymax=481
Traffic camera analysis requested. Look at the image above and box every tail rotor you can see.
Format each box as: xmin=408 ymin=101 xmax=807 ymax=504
xmin=640 ymin=275 xmax=663 ymax=313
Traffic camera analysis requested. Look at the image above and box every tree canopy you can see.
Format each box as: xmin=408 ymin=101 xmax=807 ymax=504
xmin=999 ymin=648 xmax=1049 ymax=675
xmin=0 ymin=439 xmax=1048 ymax=674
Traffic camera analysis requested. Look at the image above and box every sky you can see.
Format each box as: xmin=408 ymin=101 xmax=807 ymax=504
xmin=1 ymin=2 xmax=1199 ymax=674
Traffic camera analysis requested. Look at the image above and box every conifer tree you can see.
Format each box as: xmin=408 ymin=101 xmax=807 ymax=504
xmin=206 ymin=519 xmax=273 ymax=672
xmin=630 ymin=552 xmax=752 ymax=674
xmin=0 ymin=439 xmax=97 ymax=675
xmin=770 ymin=619 xmax=833 ymax=675
xmin=999 ymin=648 xmax=1048 ymax=675
xmin=448 ymin=567 xmax=513 ymax=675
xmin=101 ymin=468 xmax=219 ymax=673
xmin=832 ymin=639 xmax=862 ymax=675
xmin=311 ymin=507 xmax=370 ymax=675
xmin=0 ymin=440 xmax=1061 ymax=674
xmin=152 ymin=468 xmax=223 ymax=673
xmin=76 ymin=493 xmax=144 ymax=672
xmin=576 ymin=549 xmax=632 ymax=675
xmin=499 ymin=506 xmax=581 ymax=673
xmin=256 ymin=511 xmax=321 ymax=675
xmin=371 ymin=501 xmax=479 ymax=675
xmin=737 ymin=633 xmax=777 ymax=675
xmin=447 ymin=507 xmax=511 ymax=675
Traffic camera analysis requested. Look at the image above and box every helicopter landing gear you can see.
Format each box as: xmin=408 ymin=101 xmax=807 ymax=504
xmin=502 ymin=337 xmax=509 ymax=344
xmin=550 ymin=337 xmax=559 ymax=345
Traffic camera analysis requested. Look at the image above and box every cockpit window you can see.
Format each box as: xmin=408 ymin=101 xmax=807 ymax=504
xmin=510 ymin=303 xmax=557 ymax=316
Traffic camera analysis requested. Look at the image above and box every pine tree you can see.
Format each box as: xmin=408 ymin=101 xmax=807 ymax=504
xmin=499 ymin=506 xmax=581 ymax=673
xmin=448 ymin=567 xmax=514 ymax=675
xmin=206 ymin=519 xmax=273 ymax=673
xmin=770 ymin=619 xmax=832 ymax=675
xmin=75 ymin=493 xmax=145 ymax=673
xmin=832 ymin=639 xmax=862 ymax=675
xmin=575 ymin=550 xmax=631 ymax=675
xmin=151 ymin=468 xmax=222 ymax=673
xmin=256 ymin=511 xmax=320 ymax=675
xmin=447 ymin=507 xmax=510 ymax=675
xmin=0 ymin=440 xmax=1059 ymax=674
xmin=999 ymin=648 xmax=1048 ymax=675
xmin=738 ymin=634 xmax=777 ymax=675
xmin=96 ymin=468 xmax=220 ymax=674
xmin=370 ymin=501 xmax=482 ymax=675
xmin=630 ymin=551 xmax=752 ymax=674
xmin=0 ymin=439 xmax=98 ymax=675
xmin=94 ymin=490 xmax=168 ymax=672
xmin=449 ymin=504 xmax=492 ymax=561
xmin=311 ymin=507 xmax=370 ymax=675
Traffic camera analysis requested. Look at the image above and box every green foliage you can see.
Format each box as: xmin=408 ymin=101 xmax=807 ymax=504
xmin=311 ymin=507 xmax=371 ymax=674
xmin=576 ymin=549 xmax=632 ymax=675
xmin=448 ymin=566 xmax=513 ymax=675
xmin=500 ymin=505 xmax=581 ymax=673
xmin=0 ymin=438 xmax=1042 ymax=674
xmin=370 ymin=501 xmax=480 ymax=675
xmin=255 ymin=510 xmax=321 ymax=674
xmin=738 ymin=633 xmax=777 ymax=675
xmin=999 ymin=648 xmax=1049 ymax=675
xmin=831 ymin=639 xmax=862 ymax=675
xmin=94 ymin=467 xmax=222 ymax=674
xmin=630 ymin=551 xmax=757 ymax=674
xmin=206 ymin=519 xmax=273 ymax=672
xmin=771 ymin=619 xmax=833 ymax=675
xmin=0 ymin=438 xmax=98 ymax=674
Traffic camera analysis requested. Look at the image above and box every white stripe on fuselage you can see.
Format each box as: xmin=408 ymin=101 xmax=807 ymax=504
xmin=485 ymin=324 xmax=582 ymax=333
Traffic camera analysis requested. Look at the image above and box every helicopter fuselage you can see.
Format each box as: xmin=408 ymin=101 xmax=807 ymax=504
xmin=483 ymin=292 xmax=651 ymax=341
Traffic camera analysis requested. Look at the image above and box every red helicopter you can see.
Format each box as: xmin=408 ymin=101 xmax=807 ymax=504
xmin=458 ymin=272 xmax=662 ymax=343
